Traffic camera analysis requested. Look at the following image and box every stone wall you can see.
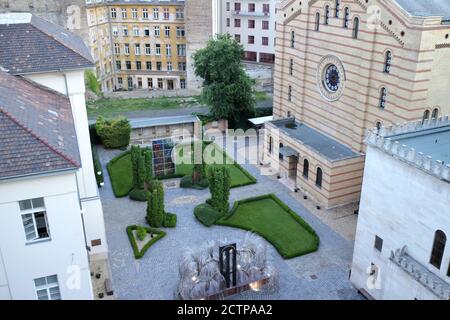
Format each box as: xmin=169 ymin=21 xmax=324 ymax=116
xmin=185 ymin=0 xmax=213 ymax=92
xmin=0 ymin=0 xmax=89 ymax=45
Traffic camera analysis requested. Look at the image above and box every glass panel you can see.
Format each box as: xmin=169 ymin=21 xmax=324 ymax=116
xmin=32 ymin=198 xmax=44 ymax=209
xmin=36 ymin=289 xmax=49 ymax=300
xmin=22 ymin=214 xmax=37 ymax=241
xmin=19 ymin=200 xmax=32 ymax=211
xmin=49 ymin=286 xmax=61 ymax=300
xmin=35 ymin=212 xmax=49 ymax=238
xmin=34 ymin=277 xmax=46 ymax=287
xmin=47 ymin=275 xmax=58 ymax=284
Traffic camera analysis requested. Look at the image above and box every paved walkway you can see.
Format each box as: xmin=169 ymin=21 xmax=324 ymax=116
xmin=97 ymin=146 xmax=363 ymax=300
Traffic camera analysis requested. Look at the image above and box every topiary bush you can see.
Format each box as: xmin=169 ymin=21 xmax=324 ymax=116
xmin=180 ymin=175 xmax=194 ymax=188
xmin=207 ymin=166 xmax=231 ymax=215
xmin=129 ymin=188 xmax=149 ymax=202
xmin=136 ymin=226 xmax=147 ymax=241
xmin=95 ymin=116 xmax=131 ymax=149
xmin=146 ymin=181 xmax=165 ymax=228
xmin=163 ymin=212 xmax=177 ymax=228
xmin=194 ymin=203 xmax=223 ymax=227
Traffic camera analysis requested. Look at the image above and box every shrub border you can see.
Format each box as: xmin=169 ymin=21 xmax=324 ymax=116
xmin=106 ymin=150 xmax=132 ymax=197
xmin=126 ymin=225 xmax=166 ymax=259
xmin=217 ymin=194 xmax=320 ymax=259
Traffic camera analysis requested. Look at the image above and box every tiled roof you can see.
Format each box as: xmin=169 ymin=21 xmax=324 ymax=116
xmin=0 ymin=13 xmax=93 ymax=75
xmin=0 ymin=70 xmax=81 ymax=180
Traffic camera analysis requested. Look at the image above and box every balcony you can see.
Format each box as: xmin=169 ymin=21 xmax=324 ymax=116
xmin=233 ymin=10 xmax=270 ymax=17
xmin=390 ymin=247 xmax=450 ymax=300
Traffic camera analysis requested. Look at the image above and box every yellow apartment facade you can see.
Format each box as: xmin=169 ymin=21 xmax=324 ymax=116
xmin=264 ymin=0 xmax=450 ymax=208
xmin=86 ymin=0 xmax=188 ymax=92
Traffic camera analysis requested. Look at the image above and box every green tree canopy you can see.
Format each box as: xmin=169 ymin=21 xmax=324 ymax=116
xmin=193 ymin=34 xmax=256 ymax=122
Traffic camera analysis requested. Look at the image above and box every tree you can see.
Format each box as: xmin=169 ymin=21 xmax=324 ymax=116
xmin=193 ymin=34 xmax=256 ymax=124
xmin=143 ymin=148 xmax=153 ymax=185
xmin=146 ymin=181 xmax=165 ymax=228
xmin=207 ymin=166 xmax=231 ymax=215
xmin=131 ymin=145 xmax=141 ymax=189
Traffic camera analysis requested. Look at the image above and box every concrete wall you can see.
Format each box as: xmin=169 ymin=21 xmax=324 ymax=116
xmin=0 ymin=0 xmax=89 ymax=45
xmin=351 ymin=146 xmax=450 ymax=300
xmin=185 ymin=0 xmax=213 ymax=91
xmin=0 ymin=173 xmax=93 ymax=300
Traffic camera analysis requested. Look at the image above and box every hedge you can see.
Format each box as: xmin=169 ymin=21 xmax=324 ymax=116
xmin=129 ymin=188 xmax=149 ymax=202
xmin=91 ymin=146 xmax=104 ymax=188
xmin=180 ymin=175 xmax=209 ymax=190
xmin=106 ymin=151 xmax=132 ymax=197
xmin=163 ymin=212 xmax=177 ymax=228
xmin=89 ymin=123 xmax=101 ymax=145
xmin=126 ymin=225 xmax=166 ymax=259
xmin=194 ymin=203 xmax=223 ymax=227
xmin=95 ymin=117 xmax=131 ymax=149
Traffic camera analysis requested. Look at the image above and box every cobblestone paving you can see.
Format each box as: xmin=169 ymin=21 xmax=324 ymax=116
xmin=97 ymin=146 xmax=364 ymax=300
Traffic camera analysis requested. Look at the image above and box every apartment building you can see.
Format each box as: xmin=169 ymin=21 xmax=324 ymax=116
xmin=0 ymin=13 xmax=108 ymax=299
xmin=216 ymin=0 xmax=279 ymax=64
xmin=86 ymin=0 xmax=190 ymax=92
xmin=351 ymin=119 xmax=450 ymax=300
xmin=263 ymin=0 xmax=450 ymax=208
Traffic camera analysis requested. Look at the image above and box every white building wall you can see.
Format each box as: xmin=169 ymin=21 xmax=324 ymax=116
xmin=24 ymin=70 xmax=108 ymax=256
xmin=219 ymin=0 xmax=278 ymax=62
xmin=0 ymin=173 xmax=93 ymax=300
xmin=351 ymin=146 xmax=450 ymax=300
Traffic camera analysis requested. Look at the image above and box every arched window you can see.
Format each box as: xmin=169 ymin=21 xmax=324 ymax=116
xmin=352 ymin=17 xmax=360 ymax=38
xmin=290 ymin=30 xmax=295 ymax=48
xmin=343 ymin=7 xmax=350 ymax=28
xmin=432 ymin=108 xmax=439 ymax=120
xmin=316 ymin=167 xmax=323 ymax=188
xmin=324 ymin=6 xmax=330 ymax=25
xmin=376 ymin=121 xmax=382 ymax=133
xmin=335 ymin=0 xmax=341 ymax=18
xmin=384 ymin=50 xmax=392 ymax=73
xmin=430 ymin=230 xmax=447 ymax=269
xmin=315 ymin=12 xmax=320 ymax=31
xmin=279 ymin=143 xmax=284 ymax=161
xmin=268 ymin=136 xmax=273 ymax=154
xmin=379 ymin=87 xmax=387 ymax=109
xmin=303 ymin=159 xmax=309 ymax=179
xmin=423 ymin=110 xmax=430 ymax=123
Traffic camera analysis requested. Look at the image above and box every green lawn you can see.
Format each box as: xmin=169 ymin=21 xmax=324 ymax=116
xmin=217 ymin=194 xmax=320 ymax=259
xmin=107 ymin=143 xmax=256 ymax=197
xmin=87 ymin=96 xmax=200 ymax=117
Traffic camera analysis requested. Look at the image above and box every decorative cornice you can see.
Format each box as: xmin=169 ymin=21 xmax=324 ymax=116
xmin=390 ymin=246 xmax=450 ymax=300
xmin=365 ymin=116 xmax=450 ymax=182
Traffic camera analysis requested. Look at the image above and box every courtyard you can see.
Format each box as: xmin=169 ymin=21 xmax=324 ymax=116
xmin=97 ymin=145 xmax=364 ymax=300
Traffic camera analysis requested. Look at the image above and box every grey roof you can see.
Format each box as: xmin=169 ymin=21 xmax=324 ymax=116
xmin=279 ymin=146 xmax=299 ymax=158
xmin=0 ymin=13 xmax=93 ymax=75
xmin=272 ymin=119 xmax=359 ymax=162
xmin=88 ymin=0 xmax=185 ymax=6
xmin=129 ymin=115 xmax=200 ymax=129
xmin=0 ymin=70 xmax=81 ymax=180
xmin=390 ymin=125 xmax=450 ymax=165
xmin=395 ymin=0 xmax=450 ymax=21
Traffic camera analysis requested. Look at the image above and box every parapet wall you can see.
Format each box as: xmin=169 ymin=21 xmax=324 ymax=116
xmin=366 ymin=116 xmax=450 ymax=182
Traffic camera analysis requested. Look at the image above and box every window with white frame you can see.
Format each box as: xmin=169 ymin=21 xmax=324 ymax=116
xmin=167 ymin=62 xmax=173 ymax=71
xmin=176 ymin=26 xmax=185 ymax=37
xmin=176 ymin=8 xmax=184 ymax=19
xmin=121 ymin=8 xmax=127 ymax=19
xmin=154 ymin=26 xmax=160 ymax=37
xmin=114 ymin=43 xmax=120 ymax=55
xmin=177 ymin=44 xmax=186 ymax=57
xmin=143 ymin=8 xmax=149 ymax=19
xmin=20 ymin=198 xmax=50 ymax=242
xmin=144 ymin=27 xmax=150 ymax=36
xmin=133 ymin=26 xmax=139 ymax=36
xmin=166 ymin=44 xmax=172 ymax=56
xmin=163 ymin=8 xmax=170 ymax=20
xmin=124 ymin=43 xmax=130 ymax=55
xmin=164 ymin=26 xmax=170 ymax=37
xmin=153 ymin=8 xmax=159 ymax=19
xmin=122 ymin=27 xmax=128 ymax=36
xmin=34 ymin=275 xmax=61 ymax=300
xmin=135 ymin=44 xmax=141 ymax=55
xmin=155 ymin=44 xmax=161 ymax=56
xmin=112 ymin=26 xmax=119 ymax=36
xmin=132 ymin=8 xmax=138 ymax=19
xmin=110 ymin=8 xmax=117 ymax=19
xmin=145 ymin=43 xmax=151 ymax=55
